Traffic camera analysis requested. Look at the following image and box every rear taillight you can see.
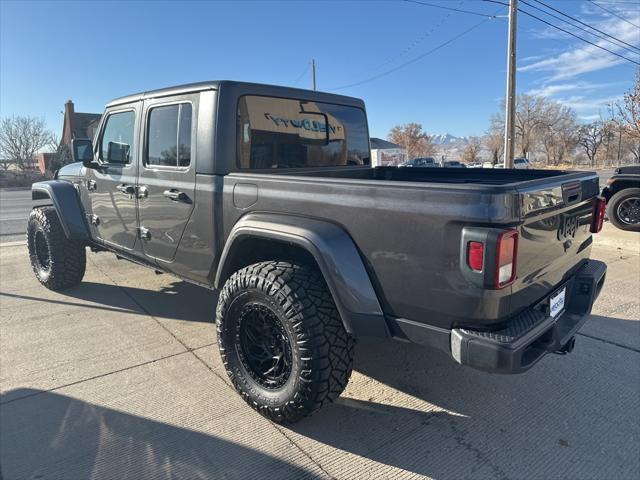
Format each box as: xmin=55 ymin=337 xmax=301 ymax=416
xmin=495 ymin=230 xmax=518 ymax=288
xmin=467 ymin=241 xmax=484 ymax=271
xmin=590 ymin=197 xmax=606 ymax=233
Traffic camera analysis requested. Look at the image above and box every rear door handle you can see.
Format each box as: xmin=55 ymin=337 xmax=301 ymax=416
xmin=163 ymin=189 xmax=188 ymax=202
xmin=116 ymin=184 xmax=136 ymax=195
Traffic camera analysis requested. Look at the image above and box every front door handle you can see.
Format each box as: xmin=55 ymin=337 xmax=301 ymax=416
xmin=116 ymin=184 xmax=136 ymax=196
xmin=163 ymin=189 xmax=188 ymax=202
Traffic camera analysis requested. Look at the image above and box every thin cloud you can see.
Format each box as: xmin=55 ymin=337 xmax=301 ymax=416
xmin=518 ymin=9 xmax=640 ymax=81
xmin=556 ymin=94 xmax=623 ymax=113
xmin=527 ymin=81 xmax=626 ymax=97
xmin=578 ymin=113 xmax=602 ymax=122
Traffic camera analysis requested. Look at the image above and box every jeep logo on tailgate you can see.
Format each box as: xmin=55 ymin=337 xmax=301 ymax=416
xmin=557 ymin=215 xmax=578 ymax=240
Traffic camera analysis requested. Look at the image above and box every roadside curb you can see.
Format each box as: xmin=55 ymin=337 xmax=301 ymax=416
xmin=0 ymin=240 xmax=26 ymax=247
xmin=0 ymin=186 xmax=31 ymax=192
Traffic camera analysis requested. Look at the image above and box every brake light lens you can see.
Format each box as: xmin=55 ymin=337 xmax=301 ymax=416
xmin=467 ymin=241 xmax=484 ymax=271
xmin=590 ymin=197 xmax=606 ymax=233
xmin=495 ymin=230 xmax=518 ymax=288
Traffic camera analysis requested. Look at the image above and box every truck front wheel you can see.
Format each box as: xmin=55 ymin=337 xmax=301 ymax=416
xmin=216 ymin=261 xmax=354 ymax=423
xmin=607 ymin=188 xmax=640 ymax=231
xmin=27 ymin=207 xmax=86 ymax=290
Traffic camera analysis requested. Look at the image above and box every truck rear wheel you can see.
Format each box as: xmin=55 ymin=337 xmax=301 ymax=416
xmin=216 ymin=261 xmax=354 ymax=423
xmin=27 ymin=207 xmax=86 ymax=290
xmin=607 ymin=188 xmax=640 ymax=231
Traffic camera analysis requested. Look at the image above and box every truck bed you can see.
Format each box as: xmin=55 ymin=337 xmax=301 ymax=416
xmin=221 ymin=166 xmax=600 ymax=333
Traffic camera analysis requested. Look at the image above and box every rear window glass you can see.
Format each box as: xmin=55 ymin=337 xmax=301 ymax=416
xmin=237 ymin=95 xmax=370 ymax=169
xmin=146 ymin=103 xmax=192 ymax=168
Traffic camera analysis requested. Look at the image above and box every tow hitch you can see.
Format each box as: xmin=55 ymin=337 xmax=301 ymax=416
xmin=554 ymin=336 xmax=576 ymax=355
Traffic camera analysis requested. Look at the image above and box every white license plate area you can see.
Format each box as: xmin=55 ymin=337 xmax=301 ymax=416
xmin=550 ymin=287 xmax=566 ymax=319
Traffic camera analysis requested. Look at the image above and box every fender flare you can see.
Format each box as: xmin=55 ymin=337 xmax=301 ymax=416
xmin=31 ymin=180 xmax=90 ymax=242
xmin=215 ymin=213 xmax=389 ymax=339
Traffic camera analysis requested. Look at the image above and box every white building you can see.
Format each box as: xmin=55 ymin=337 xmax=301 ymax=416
xmin=370 ymin=138 xmax=407 ymax=167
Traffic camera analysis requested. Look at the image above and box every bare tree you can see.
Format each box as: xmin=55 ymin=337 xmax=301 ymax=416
xmin=47 ymin=134 xmax=73 ymax=172
xmin=609 ymin=71 xmax=640 ymax=165
xmin=0 ymin=116 xmax=53 ymax=170
xmin=577 ymin=121 xmax=607 ymax=167
xmin=625 ymin=136 xmax=640 ymax=162
xmin=493 ymin=94 xmax=577 ymax=161
xmin=484 ymin=115 xmax=504 ymax=164
xmin=461 ymin=137 xmax=482 ymax=164
xmin=615 ymin=69 xmax=640 ymax=141
xmin=388 ymin=123 xmax=436 ymax=159
xmin=540 ymin=105 xmax=578 ymax=166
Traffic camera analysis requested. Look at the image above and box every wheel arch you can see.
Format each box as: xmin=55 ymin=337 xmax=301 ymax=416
xmin=215 ymin=213 xmax=389 ymax=339
xmin=604 ymin=178 xmax=640 ymax=200
xmin=31 ymin=180 xmax=90 ymax=242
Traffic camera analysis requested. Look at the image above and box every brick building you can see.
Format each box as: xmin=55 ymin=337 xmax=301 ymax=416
xmin=37 ymin=100 xmax=101 ymax=173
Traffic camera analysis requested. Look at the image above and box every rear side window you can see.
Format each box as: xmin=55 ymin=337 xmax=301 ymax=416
xmin=237 ymin=95 xmax=370 ymax=169
xmin=100 ymin=111 xmax=135 ymax=164
xmin=146 ymin=103 xmax=192 ymax=167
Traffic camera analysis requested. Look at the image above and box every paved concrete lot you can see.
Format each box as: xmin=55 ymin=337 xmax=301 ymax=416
xmin=0 ymin=188 xmax=31 ymax=243
xmin=1 ymin=223 xmax=638 ymax=479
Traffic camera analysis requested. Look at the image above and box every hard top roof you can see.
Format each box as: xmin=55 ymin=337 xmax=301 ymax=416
xmin=105 ymin=80 xmax=364 ymax=108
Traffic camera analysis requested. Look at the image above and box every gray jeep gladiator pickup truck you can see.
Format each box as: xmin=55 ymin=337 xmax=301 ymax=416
xmin=28 ymin=81 xmax=607 ymax=423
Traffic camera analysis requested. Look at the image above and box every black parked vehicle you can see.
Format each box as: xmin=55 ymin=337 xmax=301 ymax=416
xmin=399 ymin=157 xmax=438 ymax=167
xmin=601 ymin=165 xmax=640 ymax=231
xmin=443 ymin=160 xmax=466 ymax=168
xmin=28 ymin=81 xmax=607 ymax=423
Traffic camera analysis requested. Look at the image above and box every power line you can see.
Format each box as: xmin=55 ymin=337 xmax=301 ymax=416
xmin=291 ymin=62 xmax=311 ymax=87
xmin=589 ymin=1 xmax=640 ymax=4
xmin=372 ymin=1 xmax=463 ymax=73
xmin=328 ymin=17 xmax=495 ymax=90
xmin=402 ymin=0 xmax=504 ymax=18
xmin=524 ymin=0 xmax=640 ymax=53
xmin=478 ymin=0 xmax=510 ymax=6
xmin=518 ymin=7 xmax=640 ymax=65
xmin=587 ymin=0 xmax=640 ymax=29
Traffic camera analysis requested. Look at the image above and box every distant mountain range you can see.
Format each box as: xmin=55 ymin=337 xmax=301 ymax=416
xmin=431 ymin=133 xmax=470 ymax=146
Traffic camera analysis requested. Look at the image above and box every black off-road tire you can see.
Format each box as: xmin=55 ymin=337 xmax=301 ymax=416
xmin=606 ymin=188 xmax=640 ymax=232
xmin=27 ymin=207 xmax=86 ymax=290
xmin=216 ymin=261 xmax=355 ymax=424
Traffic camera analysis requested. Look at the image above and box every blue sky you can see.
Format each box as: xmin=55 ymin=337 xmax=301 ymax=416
xmin=1 ymin=0 xmax=638 ymax=138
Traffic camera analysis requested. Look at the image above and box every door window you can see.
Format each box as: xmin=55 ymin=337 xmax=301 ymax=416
xmin=100 ymin=111 xmax=135 ymax=164
xmin=146 ymin=103 xmax=192 ymax=168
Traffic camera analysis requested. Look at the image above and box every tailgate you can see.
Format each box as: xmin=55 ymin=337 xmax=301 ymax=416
xmin=509 ymin=172 xmax=600 ymax=315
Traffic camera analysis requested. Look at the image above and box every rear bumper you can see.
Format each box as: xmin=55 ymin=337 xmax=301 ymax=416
xmin=450 ymin=259 xmax=607 ymax=373
xmin=387 ymin=259 xmax=607 ymax=374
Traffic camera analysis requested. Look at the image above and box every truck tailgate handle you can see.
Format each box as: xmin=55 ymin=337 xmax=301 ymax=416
xmin=562 ymin=182 xmax=582 ymax=205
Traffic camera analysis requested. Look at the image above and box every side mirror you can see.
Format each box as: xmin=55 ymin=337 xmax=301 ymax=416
xmin=106 ymin=141 xmax=130 ymax=164
xmin=72 ymin=138 xmax=98 ymax=169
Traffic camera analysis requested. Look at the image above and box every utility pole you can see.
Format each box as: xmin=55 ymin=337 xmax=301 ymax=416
xmin=503 ymin=0 xmax=518 ymax=168
xmin=312 ymin=59 xmax=317 ymax=91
